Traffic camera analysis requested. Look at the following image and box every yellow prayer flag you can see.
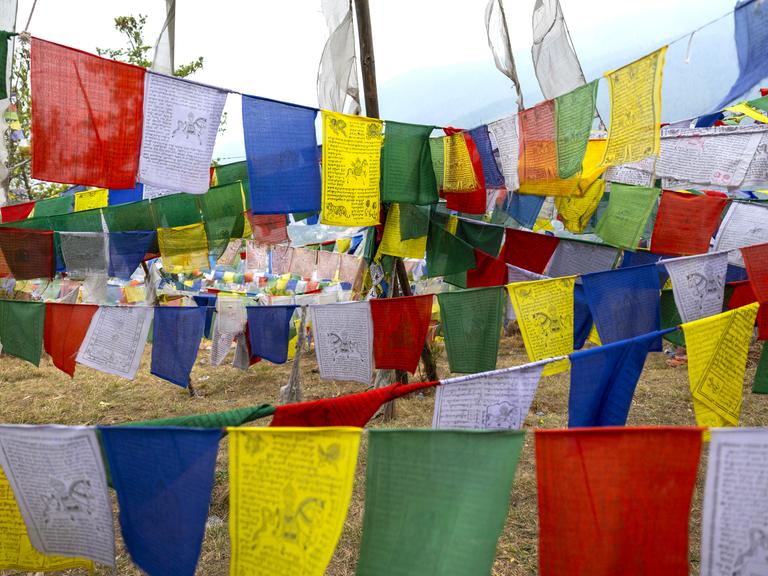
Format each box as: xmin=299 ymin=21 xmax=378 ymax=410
xmin=228 ymin=427 xmax=362 ymax=576
xmin=555 ymin=178 xmax=606 ymax=233
xmin=601 ymin=47 xmax=667 ymax=167
xmin=443 ymin=133 xmax=478 ymax=192
xmin=157 ymin=222 xmax=210 ymax=274
xmin=73 ymin=188 xmax=108 ymax=212
xmin=321 ymin=111 xmax=383 ymax=226
xmin=507 ymin=277 xmax=575 ymax=376
xmin=335 ymin=237 xmax=351 ymax=254
xmin=682 ymin=303 xmax=759 ymax=428
xmin=0 ymin=469 xmax=94 ymax=572
xmin=520 ymin=139 xmax=607 ymax=198
xmin=725 ymin=102 xmax=768 ymax=124
xmin=378 ymin=204 xmax=427 ymax=260
xmin=123 ymin=285 xmax=145 ymax=303
xmin=446 ymin=214 xmax=458 ymax=235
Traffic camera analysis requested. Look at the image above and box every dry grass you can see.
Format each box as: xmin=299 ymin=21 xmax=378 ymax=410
xmin=0 ymin=331 xmax=767 ymax=575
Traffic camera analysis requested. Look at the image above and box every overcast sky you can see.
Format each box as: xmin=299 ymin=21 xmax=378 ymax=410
xmin=16 ymin=0 xmax=736 ymax=159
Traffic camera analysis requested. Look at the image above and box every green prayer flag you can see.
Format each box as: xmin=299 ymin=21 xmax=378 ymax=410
xmin=753 ymin=342 xmax=768 ymax=394
xmin=33 ymin=195 xmax=74 ymax=218
xmin=455 ymin=219 xmax=504 ymax=256
xmin=215 ymin=161 xmax=248 ymax=186
xmin=555 ymin=80 xmax=598 ymax=179
xmin=199 ymin=182 xmax=245 ymax=256
xmin=399 ymin=203 xmax=430 ymax=240
xmin=103 ymin=202 xmax=155 ymax=232
xmin=437 ymin=286 xmax=505 ymax=373
xmin=151 ymin=194 xmax=202 ymax=228
xmin=660 ymin=289 xmax=686 ymax=347
xmin=0 ymin=32 xmax=13 ymax=100
xmin=356 ymin=429 xmax=524 ymax=576
xmin=0 ymin=300 xmax=45 ymax=366
xmin=291 ymin=211 xmax=320 ymax=223
xmin=594 ymin=183 xmax=659 ymax=250
xmin=49 ymin=210 xmax=103 ymax=232
xmin=425 ymin=221 xmax=476 ymax=278
xmin=122 ymin=404 xmax=275 ymax=428
xmin=429 ymin=137 xmax=445 ymax=189
xmin=381 ymin=121 xmax=438 ymax=205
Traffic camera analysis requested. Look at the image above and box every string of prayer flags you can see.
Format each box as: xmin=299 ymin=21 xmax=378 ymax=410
xmin=99 ymin=427 xmax=219 ymax=576
xmin=581 ymin=264 xmax=661 ymax=347
xmin=73 ymin=188 xmax=109 ymax=212
xmin=554 ymin=178 xmax=605 ymax=233
xmin=378 ymin=203 xmax=427 ymax=259
xmin=0 ymin=300 xmax=44 ymax=366
xmin=0 ymin=200 xmax=34 ymax=223
xmin=594 ymin=183 xmax=659 ymax=249
xmin=432 ymin=362 xmax=548 ymax=429
xmin=716 ymin=0 xmax=768 ymax=108
xmin=546 ymin=239 xmax=618 ymax=277
xmin=311 ymin=301 xmax=374 ymax=384
xmin=437 ymin=286 xmax=506 ymax=374
xmin=683 ymin=303 xmax=759 ymax=428
xmin=468 ymin=125 xmax=505 ymax=188
xmin=150 ymin=307 xmax=206 ymax=387
xmin=505 ymin=191 xmax=546 ymax=229
xmin=714 ymin=202 xmax=768 ymax=266
xmin=44 ymin=303 xmax=98 ymax=377
xmin=59 ymin=231 xmax=108 ymax=279
xmin=601 ymin=47 xmax=667 ymax=166
xmin=518 ymin=100 xmax=558 ymax=192
xmin=741 ymin=242 xmax=768 ymax=303
xmin=31 ymin=38 xmax=145 ymax=188
xmin=245 ymin=305 xmax=297 ymax=364
xmin=651 ymin=191 xmax=727 ymax=255
xmin=568 ymin=328 xmax=675 ymax=427
xmin=321 ymin=111 xmax=383 ymax=226
xmin=380 ymin=121 xmax=437 ymax=205
xmin=228 ymin=427 xmax=361 ymax=576
xmin=424 ymin=221 xmax=476 ymax=278
xmin=536 ymin=427 xmax=702 ymax=576
xmin=0 ymin=227 xmax=54 ymax=279
xmin=0 ymin=425 xmax=116 ymax=566
xmin=443 ymin=132 xmax=480 ymax=193
xmin=455 ymin=219 xmax=504 ymax=256
xmin=508 ymin=277 xmax=575 ymax=375
xmin=157 ymin=223 xmax=210 ymax=274
xmin=487 ymin=114 xmax=520 ymax=192
xmin=356 ymin=430 xmax=523 ymax=576
xmin=370 ymin=294 xmax=433 ymax=373
xmin=663 ymin=252 xmax=728 ymax=323
xmin=249 ymin=213 xmax=289 ymax=244
xmin=77 ymin=306 xmax=154 ymax=380
xmin=554 ymin=80 xmax=598 ymax=179
xmin=502 ymin=228 xmax=560 ymax=273
xmin=0 ymin=466 xmax=94 ymax=572
xmin=242 ymin=96 xmax=321 ymax=213
xmin=108 ymin=230 xmax=156 ymax=278
xmin=270 ymin=381 xmax=436 ymax=427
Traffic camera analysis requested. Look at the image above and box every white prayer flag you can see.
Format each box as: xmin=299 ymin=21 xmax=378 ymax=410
xmin=311 ymin=301 xmax=373 ymax=384
xmin=546 ymin=240 xmax=618 ymax=277
xmin=713 ymin=202 xmax=768 ymax=266
xmin=663 ymin=252 xmax=728 ymax=324
xmin=487 ymin=114 xmax=520 ymax=192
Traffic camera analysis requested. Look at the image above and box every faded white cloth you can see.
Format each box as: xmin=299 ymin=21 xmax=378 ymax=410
xmin=311 ymin=301 xmax=373 ymax=384
xmin=317 ymin=0 xmax=360 ymax=114
xmin=58 ymin=232 xmax=108 ymax=280
xmin=663 ymin=252 xmax=728 ymax=324
xmin=151 ymin=0 xmax=175 ymax=75
xmin=485 ymin=0 xmax=523 ymax=107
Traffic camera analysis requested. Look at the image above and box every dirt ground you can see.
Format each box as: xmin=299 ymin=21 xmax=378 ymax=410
xmin=0 ymin=330 xmax=765 ymax=576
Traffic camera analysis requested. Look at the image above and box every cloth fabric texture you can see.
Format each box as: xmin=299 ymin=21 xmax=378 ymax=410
xmin=425 ymin=221 xmax=476 ymax=277
xmin=399 ymin=203 xmax=430 ymax=240
xmin=108 ymin=231 xmax=156 ymax=278
xmin=44 ymin=302 xmax=98 ymax=377
xmin=245 ymin=305 xmax=297 ymax=364
xmin=505 ymin=191 xmax=546 ymax=229
xmin=125 ymin=404 xmax=275 ymax=428
xmin=249 ymin=213 xmax=289 ymax=244
xmin=370 ymin=295 xmax=433 ymax=373
xmin=0 ymin=300 xmax=44 ymax=366
xmin=443 ymin=131 xmax=487 ymax=215
xmin=594 ymin=183 xmax=659 ymax=249
xmin=1 ymin=201 xmax=34 ymax=223
xmin=468 ymin=125 xmax=505 ymax=188
xmin=157 ymin=223 xmax=209 ymax=274
xmin=0 ymin=227 xmax=54 ymax=279
xmin=502 ymin=228 xmax=560 ymax=273
xmin=555 ymin=80 xmax=598 ymax=178
xmin=455 ymin=219 xmax=504 ymax=256
xmin=742 ymin=241 xmax=768 ymax=303
xmin=380 ymin=121 xmax=438 ymax=205
xmin=151 ymin=306 xmax=207 ymax=387
xmin=650 ymin=191 xmax=727 ymax=255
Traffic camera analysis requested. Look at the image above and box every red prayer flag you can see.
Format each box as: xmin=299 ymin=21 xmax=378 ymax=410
xmin=444 ymin=131 xmax=487 ymax=215
xmin=270 ymin=381 xmax=437 ymax=427
xmin=44 ymin=303 xmax=98 ymax=377
xmin=248 ymin=212 xmax=289 ymax=245
xmin=727 ymin=279 xmax=768 ymax=339
xmin=650 ymin=191 xmax=727 ymax=256
xmin=502 ymin=228 xmax=560 ymax=273
xmin=31 ymin=38 xmax=145 ymax=188
xmin=742 ymin=242 xmax=768 ymax=303
xmin=467 ymin=248 xmax=508 ymax=288
xmin=0 ymin=228 xmax=55 ymax=280
xmin=518 ymin=100 xmax=557 ymax=186
xmin=0 ymin=200 xmax=35 ymax=223
xmin=536 ymin=427 xmax=702 ymax=576
xmin=370 ymin=294 xmax=433 ymax=373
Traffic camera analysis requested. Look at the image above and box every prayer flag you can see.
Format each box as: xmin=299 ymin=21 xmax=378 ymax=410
xmin=424 ymin=221 xmax=476 ymax=278
xmin=753 ymin=341 xmax=768 ymax=393
xmin=398 ymin=203 xmax=430 ymax=240
xmin=508 ymin=277 xmax=574 ymax=375
xmin=249 ymin=213 xmax=289 ymax=244
xmin=547 ymin=239 xmax=618 ymax=277
xmin=379 ymin=204 xmax=427 ymax=259
xmin=554 ymin=178 xmax=605 ymax=233
xmin=0 ymin=300 xmax=44 ymax=366
xmin=380 ymin=121 xmax=437 ymax=205
xmin=468 ymin=125 xmax=505 ymax=188
xmin=664 ymin=252 xmax=728 ymax=323
xmin=44 ymin=302 xmax=98 ymax=377
xmin=443 ymin=131 xmax=487 ymax=214
xmin=536 ymin=427 xmax=702 ymax=576
xmin=0 ymin=200 xmax=34 ymax=223
xmin=555 ymin=80 xmax=598 ymax=179
xmin=100 ymin=427 xmax=220 ymax=576
xmin=356 ymin=429 xmax=523 ymax=576
xmin=243 ymin=96 xmax=321 ymax=213
xmin=502 ymin=228 xmax=560 ymax=273
xmin=0 ymin=227 xmax=54 ymax=280
xmin=443 ymin=132 xmax=479 ymax=193
xmin=34 ymin=194 xmax=74 ymax=217
xmin=229 ymin=428 xmax=361 ymax=576
xmin=311 ymin=301 xmax=374 ymax=384
xmin=568 ymin=328 xmax=675 ymax=427
xmin=518 ymin=100 xmax=558 ymax=191
xmin=151 ymin=306 xmax=206 ymax=387
xmin=487 ymin=114 xmax=520 ymax=192
xmin=59 ymin=231 xmax=108 ymax=279
xmin=437 ymin=286 xmax=506 ymax=373
xmin=321 ymin=111 xmax=383 ymax=226
xmin=370 ymin=294 xmax=433 ymax=373
xmin=505 ymin=191 xmax=546 ymax=229
xmin=31 ymin=38 xmax=145 ymax=188
xmin=73 ymin=188 xmax=108 ymax=212
xmin=594 ymin=183 xmax=659 ymax=249
xmin=455 ymin=218 xmax=504 ymax=256
xmin=581 ymin=264 xmax=661 ymax=347
xmin=245 ymin=305 xmax=297 ymax=364
xmin=651 ymin=190 xmax=727 ymax=256
xmin=157 ymin=222 xmax=210 ymax=274
xmin=714 ymin=202 xmax=768 ymax=267
xmin=108 ymin=230 xmax=156 ymax=278
xmin=125 ymin=404 xmax=275 ymax=428
xmin=683 ymin=303 xmax=759 ymax=427
xmin=727 ymin=279 xmax=768 ymax=340
xmin=742 ymin=242 xmax=768 ymax=303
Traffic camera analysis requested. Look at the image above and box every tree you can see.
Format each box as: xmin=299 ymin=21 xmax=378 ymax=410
xmin=4 ymin=14 xmax=205 ymax=202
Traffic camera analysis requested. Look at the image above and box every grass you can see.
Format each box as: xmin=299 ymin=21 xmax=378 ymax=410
xmin=0 ymin=330 xmax=766 ymax=575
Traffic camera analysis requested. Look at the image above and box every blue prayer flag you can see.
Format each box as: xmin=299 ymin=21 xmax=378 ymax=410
xmin=192 ymin=294 xmax=217 ymax=339
xmin=505 ymin=192 xmax=545 ymax=229
xmin=243 ymin=95 xmax=321 ymax=214
xmin=109 ymin=184 xmax=144 ymax=206
xmin=109 ymin=231 xmax=156 ymax=278
xmin=469 ymin=126 xmax=504 ymax=188
xmin=151 ymin=307 xmax=206 ymax=387
xmin=716 ymin=0 xmax=768 ymax=109
xmin=573 ymin=283 xmax=592 ymax=350
xmin=99 ymin=427 xmax=220 ymax=576
xmin=581 ymin=264 xmax=662 ymax=350
xmin=246 ymin=305 xmax=297 ymax=364
xmin=569 ymin=328 xmax=676 ymax=427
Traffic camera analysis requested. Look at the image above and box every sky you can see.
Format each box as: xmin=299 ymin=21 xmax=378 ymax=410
xmin=16 ymin=0 xmax=738 ymax=160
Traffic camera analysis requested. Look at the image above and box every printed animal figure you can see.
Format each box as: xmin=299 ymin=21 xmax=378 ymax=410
xmin=531 ymin=303 xmax=565 ymax=337
xmin=346 ymin=158 xmax=368 ymax=184
xmin=328 ymin=331 xmax=364 ymax=363
xmin=329 ymin=117 xmax=347 ymax=137
xmin=687 ymin=261 xmax=724 ymax=300
xmin=172 ymin=112 xmax=207 ymax=145
xmin=250 ymin=484 xmax=325 ymax=552
xmin=41 ymin=478 xmax=94 ymax=524
xmin=732 ymin=528 xmax=768 ymax=576
xmin=484 ymin=401 xmax=519 ymax=429
xmin=318 ymin=443 xmax=341 ymax=471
